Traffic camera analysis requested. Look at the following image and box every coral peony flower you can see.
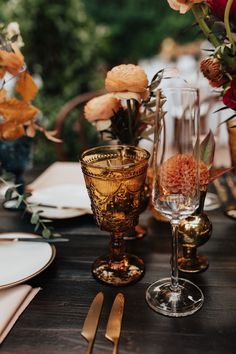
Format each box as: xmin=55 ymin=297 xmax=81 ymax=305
xmin=84 ymin=93 xmax=121 ymax=122
xmin=105 ymin=64 xmax=148 ymax=98
xmin=167 ymin=0 xmax=205 ymax=14
xmin=223 ymin=80 xmax=236 ymax=110
xmin=158 ymin=154 xmax=209 ymax=197
xmin=207 ymin=0 xmax=236 ymax=21
xmin=200 ymin=57 xmax=227 ymax=88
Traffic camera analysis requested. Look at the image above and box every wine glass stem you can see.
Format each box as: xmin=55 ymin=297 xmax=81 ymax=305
xmin=110 ymin=231 xmax=125 ymax=263
xmin=170 ymin=220 xmax=180 ymax=291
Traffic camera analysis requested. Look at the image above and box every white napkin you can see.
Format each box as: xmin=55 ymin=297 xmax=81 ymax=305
xmin=0 ymin=284 xmax=41 ymax=344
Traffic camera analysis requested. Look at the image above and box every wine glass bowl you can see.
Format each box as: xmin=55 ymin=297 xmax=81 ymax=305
xmin=146 ymin=87 xmax=204 ymax=317
xmin=81 ymin=144 xmax=150 ymax=286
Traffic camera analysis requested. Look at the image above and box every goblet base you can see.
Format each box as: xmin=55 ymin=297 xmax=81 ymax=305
xmin=92 ymin=253 xmax=145 ymax=286
xmin=146 ymin=277 xmax=204 ymax=317
xmin=178 ymin=254 xmax=209 ymax=273
xmin=123 ymin=224 xmax=147 ymax=241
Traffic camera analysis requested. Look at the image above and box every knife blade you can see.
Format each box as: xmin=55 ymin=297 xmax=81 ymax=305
xmin=81 ymin=292 xmax=104 ymax=354
xmin=0 ymin=237 xmax=69 ymax=243
xmin=32 ymin=203 xmax=91 ymax=213
xmin=105 ymin=293 xmax=125 ymax=354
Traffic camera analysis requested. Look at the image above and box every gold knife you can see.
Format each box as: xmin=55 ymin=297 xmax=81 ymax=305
xmin=105 ymin=293 xmax=125 ymax=354
xmin=81 ymin=292 xmax=104 ymax=354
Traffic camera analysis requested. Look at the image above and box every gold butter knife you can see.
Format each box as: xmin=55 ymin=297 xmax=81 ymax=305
xmin=81 ymin=292 xmax=104 ymax=354
xmin=105 ymin=293 xmax=125 ymax=354
xmin=0 ymin=237 xmax=69 ymax=243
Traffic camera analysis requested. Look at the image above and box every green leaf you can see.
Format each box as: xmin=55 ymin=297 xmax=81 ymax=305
xmin=30 ymin=212 xmax=40 ymax=225
xmin=42 ymin=228 xmax=52 ymax=238
xmin=200 ymin=130 xmax=215 ymax=168
xmin=5 ymin=188 xmax=15 ymax=201
xmin=15 ymin=195 xmax=24 ymax=208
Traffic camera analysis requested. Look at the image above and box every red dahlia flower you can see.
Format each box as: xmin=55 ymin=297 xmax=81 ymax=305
xmin=207 ymin=0 xmax=236 ymax=21
xmin=223 ymin=80 xmax=236 ymax=110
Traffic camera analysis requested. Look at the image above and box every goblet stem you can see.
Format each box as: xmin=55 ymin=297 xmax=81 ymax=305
xmin=110 ymin=231 xmax=125 ymax=264
xmin=170 ymin=221 xmax=180 ymax=291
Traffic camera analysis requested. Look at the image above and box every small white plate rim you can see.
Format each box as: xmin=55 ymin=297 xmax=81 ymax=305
xmin=0 ymin=232 xmax=56 ymax=289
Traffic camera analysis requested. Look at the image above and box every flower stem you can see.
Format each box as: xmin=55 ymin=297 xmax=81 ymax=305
xmin=224 ymin=0 xmax=236 ymax=53
xmin=127 ymin=99 xmax=134 ymax=144
xmin=191 ymin=4 xmax=220 ymax=48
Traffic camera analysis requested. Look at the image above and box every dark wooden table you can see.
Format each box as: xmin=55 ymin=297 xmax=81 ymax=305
xmin=0 ymin=184 xmax=236 ymax=353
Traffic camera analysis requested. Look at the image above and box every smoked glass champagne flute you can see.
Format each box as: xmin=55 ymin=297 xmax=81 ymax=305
xmin=146 ymin=87 xmax=204 ymax=316
xmin=81 ymin=145 xmax=150 ymax=286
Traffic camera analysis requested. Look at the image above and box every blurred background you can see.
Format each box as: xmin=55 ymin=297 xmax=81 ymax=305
xmin=0 ymin=0 xmax=228 ymax=167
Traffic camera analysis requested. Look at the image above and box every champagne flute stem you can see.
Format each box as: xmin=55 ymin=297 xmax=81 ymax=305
xmin=170 ymin=221 xmax=179 ymax=291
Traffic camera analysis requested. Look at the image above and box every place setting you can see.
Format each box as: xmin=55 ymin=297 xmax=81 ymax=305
xmin=0 ymin=1 xmax=236 ymax=353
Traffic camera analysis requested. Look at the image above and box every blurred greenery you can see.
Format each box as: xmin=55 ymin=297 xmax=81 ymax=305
xmin=0 ymin=0 xmax=200 ymax=166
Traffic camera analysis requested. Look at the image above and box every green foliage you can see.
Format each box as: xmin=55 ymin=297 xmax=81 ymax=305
xmin=83 ymin=0 xmax=197 ymax=64
xmin=0 ymin=0 xmax=202 ymax=165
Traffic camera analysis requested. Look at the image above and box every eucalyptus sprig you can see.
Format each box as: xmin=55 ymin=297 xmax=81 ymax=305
xmin=0 ymin=177 xmax=60 ymax=238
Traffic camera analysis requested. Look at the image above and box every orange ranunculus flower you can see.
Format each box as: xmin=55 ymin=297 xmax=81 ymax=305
xmin=105 ymin=64 xmax=148 ymax=100
xmin=167 ymin=0 xmax=204 ymax=14
xmin=158 ymin=154 xmax=209 ymax=196
xmin=84 ymin=93 xmax=121 ymax=122
xmin=200 ymin=57 xmax=227 ymax=88
xmin=0 ymin=43 xmax=24 ymax=77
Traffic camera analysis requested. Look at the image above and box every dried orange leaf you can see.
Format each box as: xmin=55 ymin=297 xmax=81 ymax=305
xmin=209 ymin=167 xmax=233 ymax=182
xmin=0 ymin=47 xmax=24 ymax=76
xmin=16 ymin=71 xmax=39 ymax=101
xmin=0 ymin=89 xmax=7 ymax=102
xmin=0 ymin=121 xmax=25 ymax=140
xmin=0 ymin=98 xmax=39 ymax=123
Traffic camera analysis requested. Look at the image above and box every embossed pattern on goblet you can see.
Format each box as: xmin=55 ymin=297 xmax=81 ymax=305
xmin=81 ymin=145 xmax=150 ymax=286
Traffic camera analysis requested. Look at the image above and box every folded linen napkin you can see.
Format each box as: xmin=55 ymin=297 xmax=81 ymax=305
xmin=0 ymin=284 xmax=41 ymax=344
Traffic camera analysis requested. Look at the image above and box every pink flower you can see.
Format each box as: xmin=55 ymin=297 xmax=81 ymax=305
xmin=207 ymin=0 xmax=236 ymax=21
xmin=84 ymin=93 xmax=121 ymax=122
xmin=223 ymin=80 xmax=236 ymax=110
xmin=167 ymin=0 xmax=204 ymax=14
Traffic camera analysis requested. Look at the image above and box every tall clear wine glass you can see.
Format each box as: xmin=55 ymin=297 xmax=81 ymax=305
xmin=146 ymin=87 xmax=204 ymax=317
xmin=81 ymin=145 xmax=150 ymax=286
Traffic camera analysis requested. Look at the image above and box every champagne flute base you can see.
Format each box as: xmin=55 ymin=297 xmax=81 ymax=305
xmin=92 ymin=253 xmax=145 ymax=286
xmin=146 ymin=277 xmax=204 ymax=317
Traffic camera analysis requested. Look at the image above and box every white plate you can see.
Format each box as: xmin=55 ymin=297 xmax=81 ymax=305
xmin=0 ymin=233 xmax=56 ymax=289
xmin=27 ymin=184 xmax=92 ymax=219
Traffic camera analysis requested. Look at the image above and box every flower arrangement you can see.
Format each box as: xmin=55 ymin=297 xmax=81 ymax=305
xmin=167 ymin=0 xmax=236 ymax=125
xmin=84 ymin=64 xmax=160 ymax=145
xmin=0 ymin=22 xmax=60 ymax=238
xmin=0 ymin=22 xmax=59 ymax=141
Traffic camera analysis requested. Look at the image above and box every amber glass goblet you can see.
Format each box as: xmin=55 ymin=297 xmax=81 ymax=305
xmin=81 ymin=145 xmax=150 ymax=286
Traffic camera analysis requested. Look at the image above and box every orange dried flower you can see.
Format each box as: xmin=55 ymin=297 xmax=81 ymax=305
xmin=84 ymin=93 xmax=121 ymax=122
xmin=200 ymin=57 xmax=227 ymax=88
xmin=105 ymin=64 xmax=148 ymax=94
xmin=158 ymin=154 xmax=209 ymax=196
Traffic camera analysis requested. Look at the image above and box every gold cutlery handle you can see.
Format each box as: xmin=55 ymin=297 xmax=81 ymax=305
xmin=112 ymin=340 xmax=118 ymax=354
xmin=86 ymin=340 xmax=93 ymax=354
